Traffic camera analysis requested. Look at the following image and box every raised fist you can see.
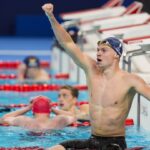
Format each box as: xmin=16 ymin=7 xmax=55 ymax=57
xmin=42 ymin=3 xmax=54 ymax=16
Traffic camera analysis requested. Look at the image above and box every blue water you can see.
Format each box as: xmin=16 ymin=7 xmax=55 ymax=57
xmin=0 ymin=80 xmax=150 ymax=149
xmin=0 ymin=91 xmax=150 ymax=149
xmin=0 ymin=123 xmax=150 ymax=148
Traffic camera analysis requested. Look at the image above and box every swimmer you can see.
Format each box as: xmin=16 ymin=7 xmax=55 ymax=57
xmin=52 ymin=85 xmax=89 ymax=121
xmin=0 ymin=96 xmax=75 ymax=133
xmin=18 ymin=56 xmax=50 ymax=82
xmin=42 ymin=3 xmax=150 ymax=149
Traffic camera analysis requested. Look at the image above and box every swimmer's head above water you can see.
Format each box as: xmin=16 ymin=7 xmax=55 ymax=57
xmin=31 ymin=95 xmax=51 ymax=114
xmin=24 ymin=56 xmax=40 ymax=68
xmin=58 ymin=85 xmax=79 ymax=111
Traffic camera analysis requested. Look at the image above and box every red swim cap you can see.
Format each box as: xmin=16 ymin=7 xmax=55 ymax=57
xmin=32 ymin=96 xmax=51 ymax=114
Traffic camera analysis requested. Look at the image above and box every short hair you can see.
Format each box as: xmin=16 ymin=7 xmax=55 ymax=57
xmin=60 ymin=85 xmax=79 ymax=98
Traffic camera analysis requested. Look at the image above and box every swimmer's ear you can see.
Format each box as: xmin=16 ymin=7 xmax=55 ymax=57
xmin=114 ymin=54 xmax=119 ymax=59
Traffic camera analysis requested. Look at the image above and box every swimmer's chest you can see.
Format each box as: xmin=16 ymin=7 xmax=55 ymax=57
xmin=89 ymin=75 xmax=129 ymax=106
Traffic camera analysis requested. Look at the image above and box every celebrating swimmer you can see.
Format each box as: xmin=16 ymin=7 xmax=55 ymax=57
xmin=42 ymin=3 xmax=150 ymax=150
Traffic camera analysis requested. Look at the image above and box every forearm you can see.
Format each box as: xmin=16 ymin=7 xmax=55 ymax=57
xmin=42 ymin=3 xmax=88 ymax=69
xmin=3 ymin=106 xmax=31 ymax=118
xmin=46 ymin=13 xmax=74 ymax=48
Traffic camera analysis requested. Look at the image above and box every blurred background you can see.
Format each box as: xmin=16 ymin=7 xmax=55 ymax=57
xmin=0 ymin=0 xmax=148 ymax=37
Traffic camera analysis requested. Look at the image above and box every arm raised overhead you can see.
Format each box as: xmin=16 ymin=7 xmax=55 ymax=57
xmin=42 ymin=3 xmax=93 ymax=70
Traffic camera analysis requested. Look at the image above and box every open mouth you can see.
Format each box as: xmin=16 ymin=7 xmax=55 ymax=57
xmin=59 ymin=104 xmax=64 ymax=107
xmin=97 ymin=58 xmax=102 ymax=63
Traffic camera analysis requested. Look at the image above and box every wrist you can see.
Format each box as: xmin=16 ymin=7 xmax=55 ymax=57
xmin=45 ymin=12 xmax=54 ymax=20
xmin=26 ymin=105 xmax=32 ymax=111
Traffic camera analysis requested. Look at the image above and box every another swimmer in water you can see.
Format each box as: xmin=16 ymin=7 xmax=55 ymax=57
xmin=18 ymin=56 xmax=50 ymax=82
xmin=0 ymin=95 xmax=75 ymax=133
xmin=52 ymin=85 xmax=89 ymax=121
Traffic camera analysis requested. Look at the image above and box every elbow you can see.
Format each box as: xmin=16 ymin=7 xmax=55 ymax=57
xmin=0 ymin=117 xmax=4 ymax=124
xmin=3 ymin=114 xmax=10 ymax=119
xmin=0 ymin=116 xmax=8 ymax=124
xmin=70 ymin=116 xmax=76 ymax=124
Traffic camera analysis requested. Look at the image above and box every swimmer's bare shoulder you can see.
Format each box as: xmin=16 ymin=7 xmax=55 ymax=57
xmin=122 ymin=71 xmax=145 ymax=84
xmin=127 ymin=72 xmax=149 ymax=95
xmin=120 ymin=71 xmax=148 ymax=94
xmin=2 ymin=115 xmax=33 ymax=126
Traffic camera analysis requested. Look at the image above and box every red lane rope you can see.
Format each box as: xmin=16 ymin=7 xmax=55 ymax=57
xmin=0 ymin=73 xmax=70 ymax=80
xmin=54 ymin=73 xmax=69 ymax=79
xmin=0 ymin=74 xmax=17 ymax=79
xmin=0 ymin=84 xmax=87 ymax=92
xmin=0 ymin=84 xmax=60 ymax=92
xmin=74 ymin=85 xmax=88 ymax=90
xmin=125 ymin=118 xmax=134 ymax=126
xmin=0 ymin=61 xmax=50 ymax=69
xmin=0 ymin=104 xmax=28 ymax=108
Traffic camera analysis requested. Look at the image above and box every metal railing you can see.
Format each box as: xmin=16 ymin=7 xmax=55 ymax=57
xmin=122 ymin=44 xmax=150 ymax=128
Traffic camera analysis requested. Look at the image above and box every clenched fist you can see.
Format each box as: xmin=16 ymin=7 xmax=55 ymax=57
xmin=42 ymin=3 xmax=54 ymax=17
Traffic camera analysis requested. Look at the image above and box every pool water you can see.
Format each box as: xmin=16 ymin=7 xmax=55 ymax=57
xmin=126 ymin=126 xmax=150 ymax=148
xmin=0 ymin=90 xmax=149 ymax=149
xmin=0 ymin=124 xmax=150 ymax=149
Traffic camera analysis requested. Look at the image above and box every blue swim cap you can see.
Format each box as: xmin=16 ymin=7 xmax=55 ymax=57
xmin=98 ymin=37 xmax=123 ymax=57
xmin=23 ymin=56 xmax=40 ymax=68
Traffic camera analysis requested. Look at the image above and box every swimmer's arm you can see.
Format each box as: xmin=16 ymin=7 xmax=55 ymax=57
xmin=0 ymin=118 xmax=5 ymax=124
xmin=76 ymin=104 xmax=90 ymax=120
xmin=0 ymin=117 xmax=13 ymax=125
xmin=0 ymin=116 xmax=30 ymax=126
xmin=40 ymin=69 xmax=50 ymax=80
xmin=17 ymin=63 xmax=26 ymax=81
xmin=52 ymin=108 xmax=74 ymax=116
xmin=54 ymin=115 xmax=76 ymax=129
xmin=79 ymin=104 xmax=89 ymax=113
xmin=132 ymin=75 xmax=150 ymax=101
xmin=42 ymin=4 xmax=92 ymax=70
xmin=3 ymin=105 xmax=32 ymax=118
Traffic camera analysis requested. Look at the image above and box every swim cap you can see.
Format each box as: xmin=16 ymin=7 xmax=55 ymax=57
xmin=23 ymin=56 xmax=40 ymax=68
xmin=98 ymin=37 xmax=123 ymax=57
xmin=32 ymin=96 xmax=51 ymax=114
